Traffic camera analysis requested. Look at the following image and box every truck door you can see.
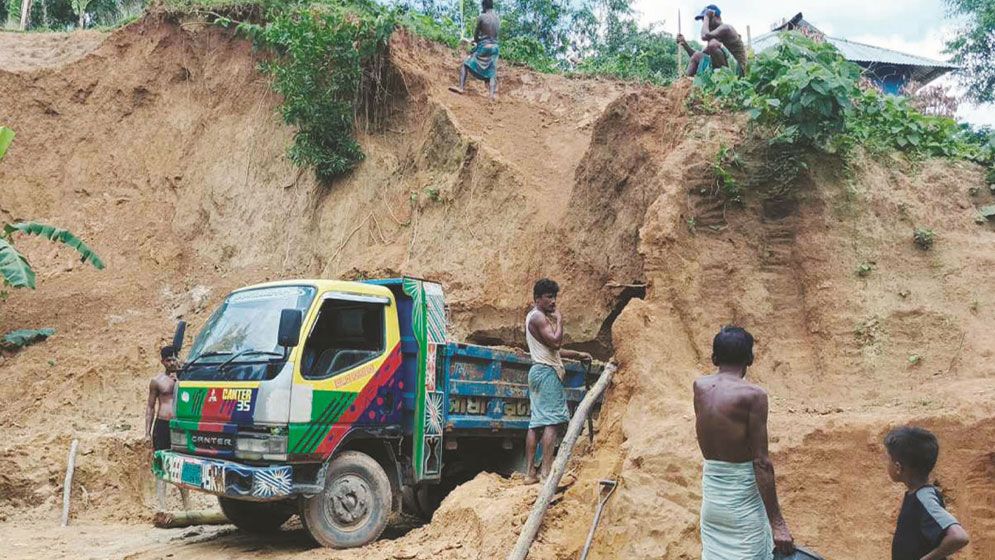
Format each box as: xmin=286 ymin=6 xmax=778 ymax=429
xmin=287 ymin=291 xmax=403 ymax=461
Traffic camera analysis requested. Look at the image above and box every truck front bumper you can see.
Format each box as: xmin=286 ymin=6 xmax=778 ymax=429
xmin=152 ymin=450 xmax=295 ymax=502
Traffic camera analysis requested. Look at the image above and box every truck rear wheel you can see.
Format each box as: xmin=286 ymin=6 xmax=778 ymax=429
xmin=217 ymin=497 xmax=293 ymax=533
xmin=301 ymin=450 xmax=392 ymax=548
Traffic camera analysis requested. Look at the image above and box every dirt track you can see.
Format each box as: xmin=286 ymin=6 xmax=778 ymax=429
xmin=1 ymin=16 xmax=994 ymax=560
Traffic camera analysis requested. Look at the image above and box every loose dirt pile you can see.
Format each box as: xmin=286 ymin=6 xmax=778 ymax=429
xmin=1 ymin=14 xmax=993 ymax=560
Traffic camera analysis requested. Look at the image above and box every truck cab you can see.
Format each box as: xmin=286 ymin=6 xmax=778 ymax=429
xmin=153 ymin=277 xmax=601 ymax=548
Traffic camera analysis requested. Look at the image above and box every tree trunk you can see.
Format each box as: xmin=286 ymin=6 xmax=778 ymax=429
xmin=18 ymin=0 xmax=31 ymax=31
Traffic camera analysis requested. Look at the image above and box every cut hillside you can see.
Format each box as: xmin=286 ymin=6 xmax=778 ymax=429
xmin=1 ymin=14 xmax=994 ymax=560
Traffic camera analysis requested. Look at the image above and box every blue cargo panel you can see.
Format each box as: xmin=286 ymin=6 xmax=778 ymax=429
xmin=442 ymin=342 xmax=596 ymax=432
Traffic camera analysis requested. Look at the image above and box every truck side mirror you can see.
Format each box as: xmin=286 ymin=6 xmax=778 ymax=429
xmin=278 ymin=309 xmax=303 ymax=348
xmin=172 ymin=320 xmax=187 ymax=353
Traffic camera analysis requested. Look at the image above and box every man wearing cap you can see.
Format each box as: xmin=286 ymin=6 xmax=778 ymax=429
xmin=678 ymin=4 xmax=748 ymax=77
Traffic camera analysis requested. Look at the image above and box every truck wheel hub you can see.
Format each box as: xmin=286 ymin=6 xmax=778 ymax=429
xmin=327 ymin=474 xmax=371 ymax=526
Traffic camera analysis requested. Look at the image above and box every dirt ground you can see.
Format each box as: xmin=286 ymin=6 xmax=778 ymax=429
xmin=1 ymin=14 xmax=994 ymax=560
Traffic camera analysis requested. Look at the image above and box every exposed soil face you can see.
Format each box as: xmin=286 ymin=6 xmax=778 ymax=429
xmin=2 ymin=15 xmax=994 ymax=560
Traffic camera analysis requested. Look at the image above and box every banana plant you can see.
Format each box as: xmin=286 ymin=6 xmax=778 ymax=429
xmin=0 ymin=126 xmax=105 ymax=291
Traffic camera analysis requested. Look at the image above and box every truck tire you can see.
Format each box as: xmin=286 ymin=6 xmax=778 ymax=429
xmin=300 ymin=450 xmax=392 ymax=548
xmin=217 ymin=497 xmax=293 ymax=533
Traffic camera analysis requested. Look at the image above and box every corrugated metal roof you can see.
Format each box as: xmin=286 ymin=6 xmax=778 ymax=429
xmin=752 ymin=31 xmax=957 ymax=70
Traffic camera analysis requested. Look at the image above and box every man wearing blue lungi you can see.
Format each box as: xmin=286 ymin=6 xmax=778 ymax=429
xmin=523 ymin=278 xmax=592 ymax=484
xmin=449 ymin=0 xmax=500 ymax=100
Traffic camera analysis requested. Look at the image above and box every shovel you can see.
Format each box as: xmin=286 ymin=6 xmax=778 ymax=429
xmin=578 ymin=479 xmax=618 ymax=560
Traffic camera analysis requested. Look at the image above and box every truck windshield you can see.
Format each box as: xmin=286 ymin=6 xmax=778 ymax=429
xmin=181 ymin=285 xmax=316 ymax=382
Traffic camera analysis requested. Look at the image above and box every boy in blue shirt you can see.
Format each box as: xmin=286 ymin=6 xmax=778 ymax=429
xmin=885 ymin=427 xmax=969 ymax=560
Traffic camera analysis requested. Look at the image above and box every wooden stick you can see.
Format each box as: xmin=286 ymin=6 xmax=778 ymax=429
xmin=61 ymin=439 xmax=79 ymax=527
xmin=153 ymin=510 xmax=230 ymax=529
xmin=507 ymin=363 xmax=617 ymax=560
xmin=676 ymin=10 xmax=682 ymax=76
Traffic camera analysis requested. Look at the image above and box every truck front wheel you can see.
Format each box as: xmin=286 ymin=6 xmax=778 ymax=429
xmin=217 ymin=497 xmax=293 ymax=533
xmin=301 ymin=450 xmax=392 ymax=548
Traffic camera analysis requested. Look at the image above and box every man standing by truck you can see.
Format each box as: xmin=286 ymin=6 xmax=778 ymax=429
xmin=524 ymin=278 xmax=592 ymax=484
xmin=145 ymin=345 xmax=189 ymax=511
xmin=694 ymin=327 xmax=793 ymax=558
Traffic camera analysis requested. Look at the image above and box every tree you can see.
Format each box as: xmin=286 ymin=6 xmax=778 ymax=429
xmin=945 ymin=0 xmax=995 ymax=103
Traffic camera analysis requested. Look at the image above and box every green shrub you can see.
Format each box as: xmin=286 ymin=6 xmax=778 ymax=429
xmin=501 ymin=35 xmax=560 ymax=73
xmin=237 ymin=0 xmax=397 ymax=181
xmin=697 ymin=32 xmax=995 ymax=168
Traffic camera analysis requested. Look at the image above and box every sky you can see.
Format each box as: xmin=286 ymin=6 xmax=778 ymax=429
xmin=631 ymin=0 xmax=995 ymax=126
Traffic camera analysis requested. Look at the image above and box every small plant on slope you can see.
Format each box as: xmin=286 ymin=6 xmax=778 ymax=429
xmin=913 ymin=227 xmax=935 ymax=251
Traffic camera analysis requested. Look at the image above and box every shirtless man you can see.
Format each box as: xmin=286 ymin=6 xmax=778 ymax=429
xmin=523 ymin=278 xmax=592 ymax=484
xmin=449 ymin=0 xmax=500 ymax=99
xmin=693 ymin=327 xmax=793 ymax=559
xmin=145 ymin=345 xmax=188 ymax=510
xmin=677 ymin=4 xmax=748 ymax=77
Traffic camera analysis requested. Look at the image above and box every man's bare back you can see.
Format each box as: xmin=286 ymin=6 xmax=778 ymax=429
xmin=694 ymin=327 xmax=794 ymax=555
xmin=694 ymin=373 xmax=766 ymax=463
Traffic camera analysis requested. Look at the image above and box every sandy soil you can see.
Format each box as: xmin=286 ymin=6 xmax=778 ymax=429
xmin=1 ymin=12 xmax=994 ymax=560
xmin=0 ymin=30 xmax=107 ymax=72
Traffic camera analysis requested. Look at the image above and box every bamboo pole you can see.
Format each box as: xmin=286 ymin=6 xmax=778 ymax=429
xmin=676 ymin=10 xmax=682 ymax=76
xmin=61 ymin=439 xmax=79 ymax=527
xmin=507 ymin=362 xmax=617 ymax=560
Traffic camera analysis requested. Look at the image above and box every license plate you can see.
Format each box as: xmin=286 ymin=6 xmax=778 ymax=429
xmin=181 ymin=461 xmax=203 ymax=486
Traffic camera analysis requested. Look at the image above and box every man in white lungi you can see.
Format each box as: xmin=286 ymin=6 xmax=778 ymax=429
xmin=693 ymin=327 xmax=794 ymax=558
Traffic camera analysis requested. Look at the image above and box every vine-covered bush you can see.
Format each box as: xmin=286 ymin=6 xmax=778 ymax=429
xmin=237 ymin=0 xmax=396 ymax=181
xmin=697 ymin=32 xmax=993 ymax=167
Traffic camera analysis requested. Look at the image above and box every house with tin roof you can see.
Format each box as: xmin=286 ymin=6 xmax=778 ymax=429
xmin=752 ymin=13 xmax=958 ymax=94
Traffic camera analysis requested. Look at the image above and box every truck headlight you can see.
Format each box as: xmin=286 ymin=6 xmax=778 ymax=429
xmin=170 ymin=429 xmax=187 ymax=448
xmin=235 ymin=435 xmax=287 ymax=454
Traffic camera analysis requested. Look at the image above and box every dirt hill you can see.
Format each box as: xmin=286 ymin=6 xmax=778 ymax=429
xmin=1 ymin=13 xmax=993 ymax=560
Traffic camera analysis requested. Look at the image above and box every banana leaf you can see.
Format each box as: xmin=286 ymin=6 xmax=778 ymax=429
xmin=2 ymin=328 xmax=55 ymax=349
xmin=3 ymin=222 xmax=105 ymax=270
xmin=0 ymin=127 xmax=13 ymax=161
xmin=0 ymin=238 xmax=35 ymax=288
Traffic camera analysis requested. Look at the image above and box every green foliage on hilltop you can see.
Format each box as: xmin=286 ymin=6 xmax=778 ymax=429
xmin=235 ymin=0 xmax=396 ymax=180
xmin=696 ymin=33 xmax=993 ymax=167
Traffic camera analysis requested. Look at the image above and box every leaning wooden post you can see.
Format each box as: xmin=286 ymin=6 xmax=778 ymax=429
xmin=676 ymin=10 xmax=682 ymax=77
xmin=18 ymin=0 xmax=31 ymax=30
xmin=61 ymin=439 xmax=79 ymax=527
xmin=507 ymin=362 xmax=617 ymax=560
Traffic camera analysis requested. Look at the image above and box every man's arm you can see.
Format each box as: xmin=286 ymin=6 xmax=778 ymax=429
xmin=528 ymin=310 xmax=563 ymax=349
xmin=145 ymin=379 xmax=158 ymax=443
xmin=922 ymin=524 xmax=969 ymax=560
xmin=676 ymin=34 xmax=696 ymax=57
xmin=748 ymin=390 xmax=795 ymax=554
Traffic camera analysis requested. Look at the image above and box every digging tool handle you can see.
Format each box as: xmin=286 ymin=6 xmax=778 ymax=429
xmin=579 ymin=482 xmax=617 ymax=560
xmin=507 ymin=362 xmax=617 ymax=560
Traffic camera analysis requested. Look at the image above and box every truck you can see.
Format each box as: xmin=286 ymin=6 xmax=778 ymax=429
xmin=153 ymin=277 xmax=602 ymax=548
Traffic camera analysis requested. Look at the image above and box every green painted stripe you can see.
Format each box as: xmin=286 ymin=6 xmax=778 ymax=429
xmin=291 ymin=391 xmax=355 ymax=454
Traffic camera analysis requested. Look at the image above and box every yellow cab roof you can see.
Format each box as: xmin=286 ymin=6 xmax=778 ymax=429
xmin=230 ymin=279 xmax=395 ymax=299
